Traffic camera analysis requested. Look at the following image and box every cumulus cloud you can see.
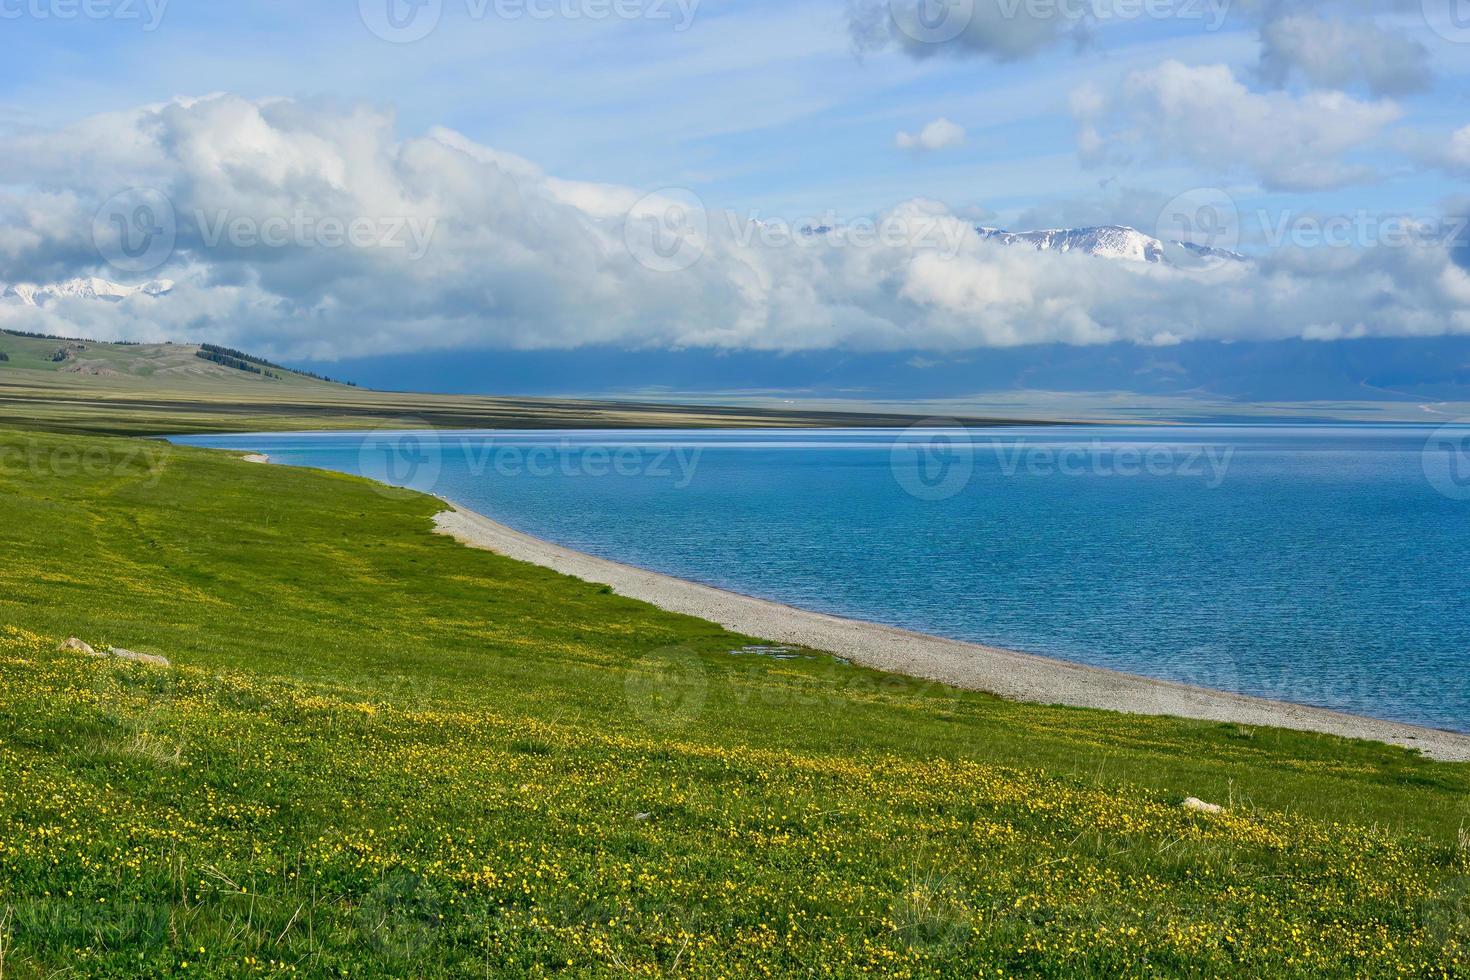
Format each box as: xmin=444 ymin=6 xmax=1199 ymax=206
xmin=1408 ymin=124 xmax=1470 ymax=178
xmin=1072 ymin=61 xmax=1402 ymax=191
xmin=896 ymin=118 xmax=967 ymax=152
xmin=848 ymin=0 xmax=1074 ymax=62
xmin=1 ymin=94 xmax=1468 ymax=359
xmin=1258 ymin=15 xmax=1433 ymax=96
xmin=847 ymin=0 xmax=1427 ymax=108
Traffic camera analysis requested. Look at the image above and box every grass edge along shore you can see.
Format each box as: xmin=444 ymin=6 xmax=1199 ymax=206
xmin=431 ymin=504 xmax=1470 ymax=762
xmin=1 ymin=426 xmax=1469 ymax=976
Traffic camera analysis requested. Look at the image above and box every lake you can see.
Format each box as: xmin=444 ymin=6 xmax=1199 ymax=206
xmin=173 ymin=425 xmax=1470 ymax=732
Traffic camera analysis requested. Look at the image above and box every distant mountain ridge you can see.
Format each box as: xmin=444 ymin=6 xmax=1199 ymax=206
xmin=2 ymin=277 xmax=175 ymax=306
xmin=2 ymin=228 xmax=1243 ymax=312
xmin=975 ymin=225 xmax=1248 ymax=267
xmin=790 ymin=221 xmax=1248 ymax=267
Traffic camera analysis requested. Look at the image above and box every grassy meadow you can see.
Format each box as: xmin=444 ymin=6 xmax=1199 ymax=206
xmin=0 ymin=426 xmax=1469 ymax=977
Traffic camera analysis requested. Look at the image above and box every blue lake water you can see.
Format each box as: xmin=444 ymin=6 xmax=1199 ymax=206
xmin=173 ymin=426 xmax=1470 ymax=732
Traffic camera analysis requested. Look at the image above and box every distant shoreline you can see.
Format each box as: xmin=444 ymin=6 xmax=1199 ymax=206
xmin=432 ymin=502 xmax=1470 ymax=763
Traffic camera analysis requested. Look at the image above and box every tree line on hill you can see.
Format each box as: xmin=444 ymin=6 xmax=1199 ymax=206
xmin=195 ymin=348 xmax=283 ymax=378
xmin=198 ymin=344 xmax=355 ymax=386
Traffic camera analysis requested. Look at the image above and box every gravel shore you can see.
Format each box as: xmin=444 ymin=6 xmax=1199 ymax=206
xmin=434 ymin=504 xmax=1470 ymax=762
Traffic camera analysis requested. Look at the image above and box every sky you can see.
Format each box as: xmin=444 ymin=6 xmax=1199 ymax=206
xmin=2 ymin=0 xmax=1470 ymax=399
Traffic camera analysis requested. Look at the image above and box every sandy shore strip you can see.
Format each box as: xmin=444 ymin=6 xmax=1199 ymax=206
xmin=242 ymin=453 xmax=270 ymax=464
xmin=435 ymin=503 xmax=1470 ymax=762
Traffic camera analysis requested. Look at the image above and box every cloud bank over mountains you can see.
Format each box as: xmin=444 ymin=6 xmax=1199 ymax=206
xmin=1 ymin=94 xmax=1468 ymax=362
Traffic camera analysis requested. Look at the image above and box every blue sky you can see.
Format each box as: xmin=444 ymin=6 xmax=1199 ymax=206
xmin=2 ymin=1 xmax=1470 ymax=398
xmin=3 ymin=0 xmax=1461 ymax=221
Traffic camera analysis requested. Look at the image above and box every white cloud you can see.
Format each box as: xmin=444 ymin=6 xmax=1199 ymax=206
xmin=1410 ymin=124 xmax=1470 ymax=177
xmin=1258 ymin=15 xmax=1433 ymax=97
xmin=0 ymin=95 xmax=1468 ymax=360
xmin=896 ymin=118 xmax=967 ymax=152
xmin=1072 ymin=61 xmax=1402 ymax=191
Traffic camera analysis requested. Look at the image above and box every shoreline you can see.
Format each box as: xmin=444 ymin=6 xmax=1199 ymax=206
xmin=434 ymin=502 xmax=1470 ymax=763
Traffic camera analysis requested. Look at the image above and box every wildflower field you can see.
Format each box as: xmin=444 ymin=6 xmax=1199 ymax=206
xmin=1 ymin=428 xmax=1468 ymax=977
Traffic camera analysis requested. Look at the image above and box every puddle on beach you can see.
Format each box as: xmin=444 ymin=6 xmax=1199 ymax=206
xmin=728 ymin=645 xmax=851 ymax=666
xmin=729 ymin=644 xmax=806 ymax=660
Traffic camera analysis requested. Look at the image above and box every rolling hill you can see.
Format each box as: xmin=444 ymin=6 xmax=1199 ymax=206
xmin=0 ymin=328 xmax=1045 ymax=436
xmin=0 ymin=332 xmax=341 ymax=387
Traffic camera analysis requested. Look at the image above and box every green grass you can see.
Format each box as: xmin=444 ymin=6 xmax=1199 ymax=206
xmin=0 ymin=334 xmax=340 ymax=385
xmin=1 ymin=428 xmax=1468 ymax=977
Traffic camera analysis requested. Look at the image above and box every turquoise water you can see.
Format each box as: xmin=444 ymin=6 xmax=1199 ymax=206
xmin=173 ymin=426 xmax=1470 ymax=732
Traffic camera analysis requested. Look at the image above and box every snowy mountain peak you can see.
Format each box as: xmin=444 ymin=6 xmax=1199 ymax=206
xmin=978 ymin=224 xmax=1247 ymax=267
xmin=2 ymin=277 xmax=175 ymax=306
xmin=978 ymin=225 xmax=1166 ymax=263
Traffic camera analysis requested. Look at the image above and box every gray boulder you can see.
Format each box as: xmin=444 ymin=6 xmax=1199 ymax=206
xmin=59 ymin=637 xmax=100 ymax=656
xmin=108 ymin=648 xmax=171 ymax=668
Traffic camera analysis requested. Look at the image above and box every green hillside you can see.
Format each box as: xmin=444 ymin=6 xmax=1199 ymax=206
xmin=0 ymin=427 xmax=1467 ymax=976
xmin=0 ymin=332 xmax=342 ymax=387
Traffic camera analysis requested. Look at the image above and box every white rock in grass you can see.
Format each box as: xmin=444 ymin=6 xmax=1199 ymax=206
xmin=59 ymin=637 xmax=100 ymax=656
xmin=108 ymin=648 xmax=171 ymax=668
xmin=1182 ymin=797 xmax=1224 ymax=815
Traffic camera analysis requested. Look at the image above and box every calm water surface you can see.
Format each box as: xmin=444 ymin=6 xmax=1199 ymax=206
xmin=173 ymin=426 xmax=1470 ymax=732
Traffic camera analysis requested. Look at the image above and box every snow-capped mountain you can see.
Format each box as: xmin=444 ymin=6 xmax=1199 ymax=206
xmin=977 ymin=225 xmax=1165 ymax=263
xmin=977 ymin=225 xmax=1247 ymax=267
xmin=2 ymin=277 xmax=174 ymax=306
